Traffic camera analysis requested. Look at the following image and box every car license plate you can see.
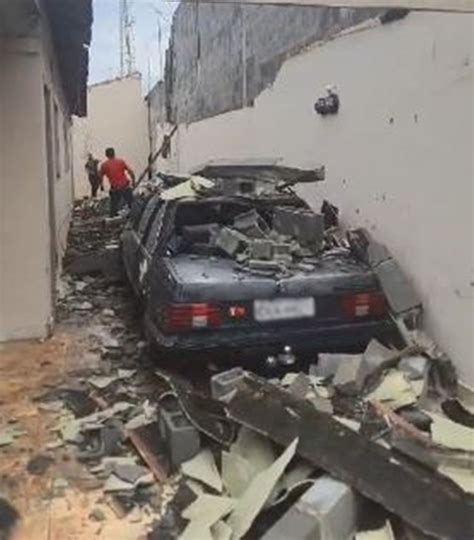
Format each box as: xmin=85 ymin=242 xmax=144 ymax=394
xmin=254 ymin=298 xmax=315 ymax=322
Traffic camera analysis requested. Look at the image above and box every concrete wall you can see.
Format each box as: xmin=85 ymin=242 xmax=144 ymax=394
xmin=153 ymin=12 xmax=474 ymax=385
xmin=72 ymin=75 xmax=149 ymax=199
xmin=165 ymin=4 xmax=384 ymax=123
xmin=0 ymin=9 xmax=74 ymax=340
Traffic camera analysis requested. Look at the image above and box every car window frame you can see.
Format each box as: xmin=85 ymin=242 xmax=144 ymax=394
xmin=144 ymin=202 xmax=168 ymax=256
xmin=136 ymin=194 xmax=162 ymax=243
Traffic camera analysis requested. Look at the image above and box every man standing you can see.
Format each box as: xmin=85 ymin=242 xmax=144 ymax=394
xmin=100 ymin=147 xmax=136 ymax=217
xmin=85 ymin=153 xmax=101 ymax=198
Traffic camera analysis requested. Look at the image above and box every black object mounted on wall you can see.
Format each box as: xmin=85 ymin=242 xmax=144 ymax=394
xmin=314 ymin=86 xmax=340 ymax=115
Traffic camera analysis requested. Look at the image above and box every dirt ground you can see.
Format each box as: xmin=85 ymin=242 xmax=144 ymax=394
xmin=0 ymin=331 xmax=157 ymax=540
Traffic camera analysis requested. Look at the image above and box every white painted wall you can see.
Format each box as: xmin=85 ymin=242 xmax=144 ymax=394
xmin=154 ymin=12 xmax=474 ymax=385
xmin=72 ymin=75 xmax=149 ymax=198
xmin=0 ymin=13 xmax=75 ymax=340
xmin=0 ymin=40 xmax=52 ymax=340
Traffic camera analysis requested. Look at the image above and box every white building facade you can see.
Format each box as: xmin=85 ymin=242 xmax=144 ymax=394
xmin=0 ymin=0 xmax=92 ymax=341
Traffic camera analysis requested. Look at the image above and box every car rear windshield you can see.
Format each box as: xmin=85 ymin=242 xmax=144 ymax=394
xmin=167 ymin=200 xmax=260 ymax=257
xmin=166 ymin=197 xmax=307 ymax=259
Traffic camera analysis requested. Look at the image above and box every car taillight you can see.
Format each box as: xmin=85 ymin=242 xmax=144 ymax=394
xmin=342 ymin=292 xmax=387 ymax=318
xmin=165 ymin=303 xmax=223 ymax=333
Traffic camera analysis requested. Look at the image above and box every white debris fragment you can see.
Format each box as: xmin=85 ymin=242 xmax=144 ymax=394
xmin=182 ymin=449 xmax=223 ymax=492
xmin=0 ymin=426 xmax=26 ymax=447
xmin=280 ymin=373 xmax=299 ymax=387
xmin=118 ymin=369 xmax=136 ymax=379
xmin=38 ymin=401 xmax=65 ymax=413
xmin=104 ymin=474 xmax=136 ymax=492
xmin=161 ymin=176 xmax=215 ymax=201
xmin=182 ymin=494 xmax=236 ymax=528
xmin=439 ymin=465 xmax=474 ymax=494
xmin=76 ymin=301 xmax=93 ymax=311
xmin=212 ymin=520 xmax=233 ymax=540
xmin=57 ymin=402 xmax=133 ymax=443
xmin=45 ymin=439 xmax=64 ymax=450
xmin=179 ymin=521 xmax=213 ymax=540
xmin=425 ymin=411 xmax=474 ymax=452
xmin=365 ymin=370 xmax=417 ymax=410
xmin=399 ymin=355 xmax=428 ymax=380
xmin=357 ymin=339 xmax=393 ymax=387
xmin=222 ymin=451 xmax=255 ymax=499
xmin=356 ymin=521 xmax=395 ymax=540
xmin=226 ymin=438 xmax=298 ymax=539
xmin=230 ymin=427 xmax=275 ymax=475
xmin=88 ymin=375 xmax=119 ymax=389
xmin=333 ymin=355 xmax=363 ymax=390
xmin=334 ymin=416 xmax=361 ymax=432
xmin=186 ymin=479 xmax=206 ymax=496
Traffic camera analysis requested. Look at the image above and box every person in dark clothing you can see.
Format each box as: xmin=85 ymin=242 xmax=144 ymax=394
xmin=85 ymin=153 xmax=101 ymax=198
xmin=100 ymin=147 xmax=135 ymax=217
xmin=0 ymin=499 xmax=20 ymax=540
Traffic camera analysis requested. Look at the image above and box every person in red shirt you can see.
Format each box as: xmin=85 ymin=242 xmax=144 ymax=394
xmin=100 ymin=147 xmax=136 ymax=217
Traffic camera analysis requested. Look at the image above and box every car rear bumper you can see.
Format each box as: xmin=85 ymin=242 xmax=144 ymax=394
xmin=145 ymin=315 xmax=399 ymax=355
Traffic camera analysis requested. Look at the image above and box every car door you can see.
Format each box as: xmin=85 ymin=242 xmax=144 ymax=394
xmin=137 ymin=200 xmax=168 ymax=295
xmin=122 ymin=194 xmax=161 ymax=295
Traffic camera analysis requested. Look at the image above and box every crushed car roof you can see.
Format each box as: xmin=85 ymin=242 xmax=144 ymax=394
xmin=190 ymin=159 xmax=325 ymax=185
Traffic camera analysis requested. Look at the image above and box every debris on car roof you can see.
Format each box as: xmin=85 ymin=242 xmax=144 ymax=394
xmin=189 ymin=159 xmax=325 ymax=185
xmin=153 ymin=161 xmax=325 ymax=202
xmin=160 ymin=176 xmax=216 ymax=201
xmin=150 ymin=168 xmax=423 ymax=288
xmin=161 ymin=192 xmax=330 ymax=277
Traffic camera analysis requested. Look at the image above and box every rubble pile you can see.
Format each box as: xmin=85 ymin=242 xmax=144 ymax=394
xmin=209 ymin=205 xmax=328 ymax=278
xmin=150 ymin=334 xmax=473 ymax=540
xmin=151 ymin=166 xmax=339 ymax=277
xmin=62 ymin=199 xmax=125 ymax=280
xmin=4 ymin=196 xmax=471 ymax=539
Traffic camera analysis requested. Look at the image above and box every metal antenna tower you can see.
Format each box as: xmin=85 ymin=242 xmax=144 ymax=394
xmin=119 ymin=0 xmax=136 ymax=77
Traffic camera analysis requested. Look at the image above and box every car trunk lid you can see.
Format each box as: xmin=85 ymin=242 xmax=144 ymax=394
xmin=160 ymin=254 xmax=386 ymax=333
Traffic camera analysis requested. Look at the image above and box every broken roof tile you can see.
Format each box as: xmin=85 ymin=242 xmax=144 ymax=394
xmin=226 ymin=438 xmax=298 ymax=539
xmin=365 ymin=370 xmax=418 ymax=410
xmin=181 ymin=449 xmax=223 ymax=493
xmin=426 ymin=411 xmax=474 ymax=452
xmin=182 ymin=494 xmax=236 ymax=528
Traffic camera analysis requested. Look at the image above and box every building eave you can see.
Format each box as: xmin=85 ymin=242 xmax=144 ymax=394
xmin=43 ymin=0 xmax=93 ymax=117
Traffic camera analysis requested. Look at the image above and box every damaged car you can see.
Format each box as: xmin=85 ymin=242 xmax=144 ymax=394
xmin=121 ymin=161 xmax=398 ymax=365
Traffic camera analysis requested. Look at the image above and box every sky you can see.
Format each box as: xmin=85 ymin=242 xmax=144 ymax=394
xmin=89 ymin=0 xmax=178 ymax=92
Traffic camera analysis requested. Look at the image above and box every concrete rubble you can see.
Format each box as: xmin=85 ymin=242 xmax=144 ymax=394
xmin=147 ymin=335 xmax=472 ymax=539
xmin=262 ymin=476 xmax=358 ymax=540
xmin=152 ymin=172 xmax=331 ymax=278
